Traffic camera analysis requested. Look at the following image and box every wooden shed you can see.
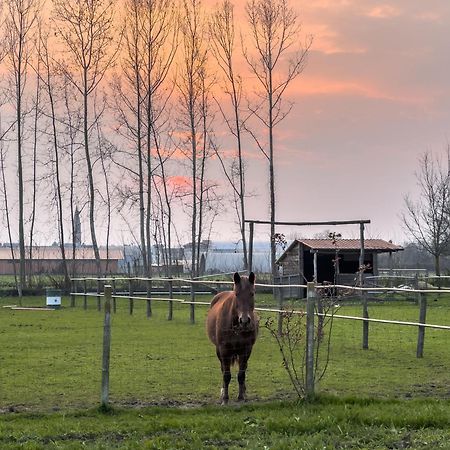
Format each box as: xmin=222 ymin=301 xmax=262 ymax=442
xmin=276 ymin=239 xmax=403 ymax=295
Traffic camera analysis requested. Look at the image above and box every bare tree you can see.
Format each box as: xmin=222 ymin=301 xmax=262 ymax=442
xmin=28 ymin=20 xmax=43 ymax=285
xmin=403 ymin=148 xmax=450 ymax=277
xmin=244 ymin=0 xmax=312 ymax=279
xmin=53 ymin=0 xmax=121 ymax=276
xmin=61 ymin=73 xmax=84 ymax=277
xmin=177 ymin=0 xmax=217 ymax=278
xmin=4 ymin=0 xmax=40 ymax=295
xmin=112 ymin=0 xmax=177 ymax=276
xmin=0 ymin=118 xmax=19 ymax=294
xmin=141 ymin=0 xmax=178 ymax=277
xmin=37 ymin=29 xmax=70 ymax=289
xmin=210 ymin=0 xmax=249 ymax=269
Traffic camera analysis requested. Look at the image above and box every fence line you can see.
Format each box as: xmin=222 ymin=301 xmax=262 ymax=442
xmin=70 ymin=278 xmax=450 ymax=331
xmin=69 ymin=276 xmax=450 ymax=405
xmin=71 ymin=276 xmax=450 ymax=294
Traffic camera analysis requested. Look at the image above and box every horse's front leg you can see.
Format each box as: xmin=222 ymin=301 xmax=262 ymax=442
xmin=218 ymin=351 xmax=232 ymax=405
xmin=237 ymin=350 xmax=250 ymax=401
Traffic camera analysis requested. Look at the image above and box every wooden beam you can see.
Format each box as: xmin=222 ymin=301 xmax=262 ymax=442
xmin=244 ymin=219 xmax=371 ymax=226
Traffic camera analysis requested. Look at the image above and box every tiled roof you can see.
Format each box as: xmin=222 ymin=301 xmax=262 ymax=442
xmin=277 ymin=238 xmax=402 ymax=263
xmin=297 ymin=239 xmax=403 ymax=251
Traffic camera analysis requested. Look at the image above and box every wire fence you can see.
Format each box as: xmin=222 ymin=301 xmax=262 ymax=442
xmin=2 ymin=276 xmax=450 ymax=412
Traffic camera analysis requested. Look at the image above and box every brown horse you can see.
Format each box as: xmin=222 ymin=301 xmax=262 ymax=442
xmin=206 ymin=272 xmax=258 ymax=404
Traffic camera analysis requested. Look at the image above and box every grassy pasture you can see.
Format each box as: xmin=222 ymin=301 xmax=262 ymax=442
xmin=1 ymin=292 xmax=450 ymax=448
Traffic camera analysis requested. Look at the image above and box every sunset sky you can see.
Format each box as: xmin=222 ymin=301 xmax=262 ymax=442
xmin=215 ymin=0 xmax=450 ymax=245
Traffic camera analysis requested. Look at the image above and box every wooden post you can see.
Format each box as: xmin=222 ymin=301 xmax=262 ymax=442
xmin=305 ymin=282 xmax=316 ymax=399
xmin=101 ymin=285 xmax=112 ymax=409
xmin=416 ymin=291 xmax=427 ymax=358
xmin=360 ymin=222 xmax=369 ymax=350
xmin=413 ymin=274 xmax=419 ymax=304
xmin=190 ymin=282 xmax=195 ymax=324
xmin=97 ymin=279 xmax=101 ymax=312
xmin=313 ymin=251 xmax=318 ymax=283
xmin=146 ymin=279 xmax=152 ymax=318
xmin=128 ymin=278 xmax=134 ymax=315
xmin=277 ymin=279 xmax=284 ymax=336
xmin=248 ymin=221 xmax=254 ymax=273
xmin=83 ymin=279 xmax=87 ymax=310
xmin=168 ymin=278 xmax=173 ymax=321
xmin=70 ymin=279 xmax=76 ymax=307
xmin=112 ymin=278 xmax=117 ymax=314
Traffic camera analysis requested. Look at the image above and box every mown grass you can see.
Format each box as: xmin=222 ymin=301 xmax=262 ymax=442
xmin=2 ymin=292 xmax=450 ymax=448
xmin=1 ymin=397 xmax=450 ymax=449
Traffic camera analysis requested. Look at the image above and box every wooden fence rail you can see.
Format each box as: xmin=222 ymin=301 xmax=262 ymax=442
xmin=68 ymin=277 xmax=450 ymax=406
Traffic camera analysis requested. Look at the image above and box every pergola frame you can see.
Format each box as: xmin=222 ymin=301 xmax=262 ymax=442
xmin=246 ymin=218 xmax=372 ymax=350
xmin=246 ymin=219 xmax=371 ymax=279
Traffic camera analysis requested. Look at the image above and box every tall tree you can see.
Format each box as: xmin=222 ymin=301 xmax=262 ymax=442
xmin=244 ymin=0 xmax=311 ymax=279
xmin=402 ymin=148 xmax=450 ymax=277
xmin=210 ymin=0 xmax=249 ymax=269
xmin=141 ymin=0 xmax=177 ymax=277
xmin=112 ymin=0 xmax=177 ymax=276
xmin=177 ymin=0 xmax=214 ymax=278
xmin=53 ymin=0 xmax=120 ymax=275
xmin=4 ymin=0 xmax=40 ymax=296
xmin=37 ymin=30 xmax=71 ymax=289
xmin=28 ymin=20 xmax=43 ymax=285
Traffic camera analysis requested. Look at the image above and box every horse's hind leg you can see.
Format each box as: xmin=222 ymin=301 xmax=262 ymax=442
xmin=219 ymin=352 xmax=232 ymax=405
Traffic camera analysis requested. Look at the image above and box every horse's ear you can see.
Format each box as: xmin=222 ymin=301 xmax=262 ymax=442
xmin=249 ymin=272 xmax=255 ymax=284
xmin=234 ymin=272 xmax=241 ymax=284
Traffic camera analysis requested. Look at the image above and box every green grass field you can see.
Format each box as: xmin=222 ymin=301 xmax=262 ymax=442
xmin=1 ymin=292 xmax=450 ymax=448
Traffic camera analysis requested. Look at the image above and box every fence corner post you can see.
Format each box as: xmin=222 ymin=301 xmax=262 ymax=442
xmin=305 ymin=281 xmax=316 ymax=400
xmin=101 ymin=285 xmax=112 ymax=410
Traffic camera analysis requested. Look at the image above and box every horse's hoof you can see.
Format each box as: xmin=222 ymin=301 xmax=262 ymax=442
xmin=237 ymin=396 xmax=246 ymax=402
xmin=221 ymin=400 xmax=229 ymax=406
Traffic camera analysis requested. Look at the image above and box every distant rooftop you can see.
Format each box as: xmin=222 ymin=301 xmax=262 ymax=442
xmin=277 ymin=238 xmax=403 ymax=263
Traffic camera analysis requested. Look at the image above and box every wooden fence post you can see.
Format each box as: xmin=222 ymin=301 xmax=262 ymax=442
xmin=416 ymin=291 xmax=427 ymax=358
xmin=128 ymin=278 xmax=134 ymax=315
xmin=97 ymin=279 xmax=101 ymax=312
xmin=70 ymin=279 xmax=76 ymax=308
xmin=190 ymin=282 xmax=195 ymax=324
xmin=83 ymin=279 xmax=87 ymax=310
xmin=248 ymin=221 xmax=254 ymax=273
xmin=112 ymin=278 xmax=117 ymax=314
xmin=146 ymin=279 xmax=152 ymax=318
xmin=101 ymin=285 xmax=112 ymax=409
xmin=168 ymin=278 xmax=173 ymax=321
xmin=305 ymin=282 xmax=316 ymax=399
xmin=362 ymin=291 xmax=369 ymax=350
xmin=277 ymin=279 xmax=284 ymax=336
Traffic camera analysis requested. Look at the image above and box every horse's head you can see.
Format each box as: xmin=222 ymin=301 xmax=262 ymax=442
xmin=233 ymin=272 xmax=256 ymax=329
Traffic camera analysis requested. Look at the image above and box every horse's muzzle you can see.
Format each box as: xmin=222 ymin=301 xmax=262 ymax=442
xmin=238 ymin=314 xmax=254 ymax=331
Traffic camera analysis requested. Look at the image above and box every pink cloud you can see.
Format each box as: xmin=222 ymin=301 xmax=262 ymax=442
xmin=366 ymin=5 xmax=402 ymax=19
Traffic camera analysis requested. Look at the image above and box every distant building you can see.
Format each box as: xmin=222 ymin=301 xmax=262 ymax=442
xmin=0 ymin=246 xmax=123 ymax=276
xmin=276 ymin=238 xmax=403 ymax=296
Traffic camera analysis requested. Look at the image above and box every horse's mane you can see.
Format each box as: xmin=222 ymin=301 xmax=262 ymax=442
xmin=210 ymin=290 xmax=233 ymax=308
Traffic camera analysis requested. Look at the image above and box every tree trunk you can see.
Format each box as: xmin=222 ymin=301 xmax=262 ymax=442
xmin=83 ymin=74 xmax=101 ymax=276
